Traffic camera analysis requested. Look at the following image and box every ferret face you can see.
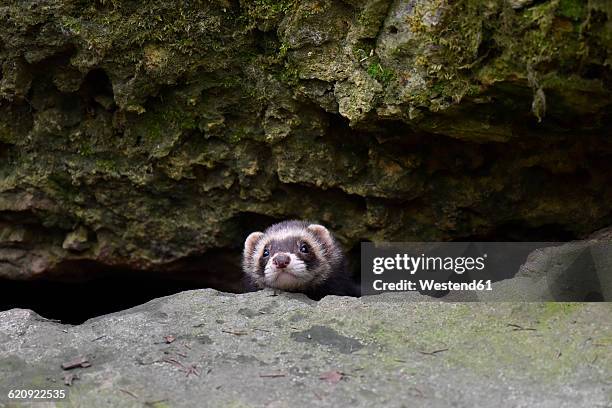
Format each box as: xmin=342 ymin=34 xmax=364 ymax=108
xmin=258 ymin=235 xmax=319 ymax=290
xmin=243 ymin=221 xmax=341 ymax=292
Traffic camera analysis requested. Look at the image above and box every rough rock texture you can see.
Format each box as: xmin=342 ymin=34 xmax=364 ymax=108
xmin=0 ymin=1 xmax=611 ymax=283
xmin=1 ymin=290 xmax=611 ymax=407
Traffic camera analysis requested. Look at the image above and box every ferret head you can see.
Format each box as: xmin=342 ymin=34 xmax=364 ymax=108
xmin=242 ymin=220 xmax=343 ymax=292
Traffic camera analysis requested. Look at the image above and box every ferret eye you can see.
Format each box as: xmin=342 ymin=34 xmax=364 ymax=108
xmin=299 ymin=243 xmax=309 ymax=253
xmin=263 ymin=248 xmax=270 ymax=257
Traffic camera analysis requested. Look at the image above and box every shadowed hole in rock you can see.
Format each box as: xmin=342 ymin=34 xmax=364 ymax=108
xmin=0 ymin=142 xmax=11 ymax=163
xmin=78 ymin=68 xmax=115 ymax=111
xmin=0 ymin=210 xmax=370 ymax=324
xmin=81 ymin=69 xmax=113 ymax=97
xmin=222 ymin=211 xmax=285 ymax=244
xmin=0 ymin=274 xmax=206 ymax=325
xmin=0 ymin=251 xmax=244 ymax=325
xmin=252 ymin=28 xmax=281 ymax=55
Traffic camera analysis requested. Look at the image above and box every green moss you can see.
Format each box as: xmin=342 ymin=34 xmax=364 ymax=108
xmin=97 ymin=0 xmax=121 ymax=7
xmin=94 ymin=158 xmax=119 ymax=174
xmin=357 ymin=303 xmax=608 ymax=382
xmin=76 ymin=143 xmax=96 ymax=157
xmin=398 ymin=0 xmax=604 ymax=119
xmin=250 ymin=0 xmax=294 ymax=16
xmin=558 ymin=0 xmax=587 ymax=20
xmin=279 ymin=64 xmax=300 ymax=86
xmin=277 ymin=42 xmax=290 ymax=59
xmin=353 ymin=46 xmax=372 ymax=62
xmin=58 ymin=15 xmax=83 ymax=35
xmin=241 ymin=0 xmax=296 ymax=27
xmin=395 ymin=0 xmax=601 ymax=115
xmin=538 ymin=303 xmax=582 ymax=322
xmin=367 ymin=62 xmax=394 ymax=86
xmin=0 ymin=131 xmax=12 ymax=145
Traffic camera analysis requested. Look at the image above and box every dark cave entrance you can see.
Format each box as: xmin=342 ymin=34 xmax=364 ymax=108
xmin=0 ymin=245 xmax=249 ymax=325
xmin=0 ymin=246 xmax=366 ymax=326
xmin=0 ymin=275 xmax=204 ymax=325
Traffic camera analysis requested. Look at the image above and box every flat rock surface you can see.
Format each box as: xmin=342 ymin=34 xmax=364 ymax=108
xmin=1 ymin=290 xmax=611 ymax=407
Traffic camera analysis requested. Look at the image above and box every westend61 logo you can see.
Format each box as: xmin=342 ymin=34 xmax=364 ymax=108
xmin=360 ymin=242 xmax=612 ymax=301
xmin=363 ymin=244 xmax=495 ymax=294
xmin=370 ymin=253 xmax=491 ymax=292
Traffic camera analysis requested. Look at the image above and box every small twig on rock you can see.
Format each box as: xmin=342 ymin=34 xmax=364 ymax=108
xmin=408 ymin=386 xmax=424 ymax=398
xmin=145 ymin=399 xmax=168 ymax=407
xmin=507 ymin=323 xmax=537 ymax=331
xmin=62 ymin=356 xmax=91 ymax=370
xmin=254 ymin=328 xmax=271 ymax=333
xmin=319 ymin=370 xmax=344 ymax=384
xmin=119 ymin=388 xmax=139 ymax=399
xmin=259 ymin=372 xmax=287 ymax=378
xmin=185 ymin=365 xmax=201 ymax=377
xmin=162 ymin=357 xmax=200 ymax=377
xmin=221 ymin=329 xmax=248 ymax=336
xmin=418 ymin=348 xmax=449 ymax=356
xmin=162 ymin=357 xmax=184 ymax=369
xmin=91 ymin=335 xmax=106 ymax=342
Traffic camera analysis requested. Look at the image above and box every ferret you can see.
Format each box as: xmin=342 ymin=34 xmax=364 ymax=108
xmin=242 ymin=220 xmax=359 ymax=299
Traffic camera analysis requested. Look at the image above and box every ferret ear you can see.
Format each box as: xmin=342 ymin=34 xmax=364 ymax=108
xmin=306 ymin=224 xmax=334 ymax=248
xmin=244 ymin=232 xmax=264 ymax=257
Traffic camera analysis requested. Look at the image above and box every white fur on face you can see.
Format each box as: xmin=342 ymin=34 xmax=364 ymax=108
xmin=245 ymin=222 xmax=339 ymax=290
xmin=263 ymin=253 xmax=313 ymax=290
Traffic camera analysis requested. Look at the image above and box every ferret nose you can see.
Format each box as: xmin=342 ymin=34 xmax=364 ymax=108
xmin=273 ymin=253 xmax=291 ymax=269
